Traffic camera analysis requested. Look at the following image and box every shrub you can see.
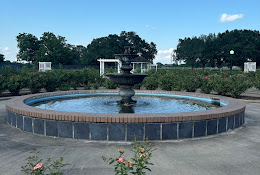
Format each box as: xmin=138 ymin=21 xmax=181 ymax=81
xmin=159 ymin=74 xmax=173 ymax=91
xmin=103 ymin=79 xmax=118 ymax=89
xmin=0 ymin=74 xmax=6 ymax=94
xmin=134 ymin=83 xmax=142 ymax=90
xmin=143 ymin=76 xmax=158 ymax=90
xmin=27 ymin=72 xmax=45 ymax=94
xmin=228 ymin=74 xmax=250 ymax=98
xmin=57 ymin=71 xmax=71 ymax=91
xmin=200 ymin=76 xmax=214 ymax=94
xmin=103 ymin=136 xmax=155 ymax=175
xmin=7 ymin=75 xmax=25 ymax=95
xmin=212 ymin=75 xmax=231 ymax=96
xmin=21 ymin=149 xmax=69 ymax=175
xmin=182 ymin=75 xmax=201 ymax=92
xmin=43 ymin=71 xmax=60 ymax=92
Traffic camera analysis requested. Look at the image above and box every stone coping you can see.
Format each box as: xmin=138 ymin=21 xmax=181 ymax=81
xmin=5 ymin=90 xmax=246 ymax=123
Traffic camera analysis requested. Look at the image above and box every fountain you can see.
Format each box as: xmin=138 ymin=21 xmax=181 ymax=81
xmin=106 ymin=46 xmax=147 ymax=106
xmin=5 ymin=47 xmax=246 ymax=141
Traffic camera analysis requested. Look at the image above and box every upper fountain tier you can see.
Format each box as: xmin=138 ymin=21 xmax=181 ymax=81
xmin=106 ymin=46 xmax=148 ymax=105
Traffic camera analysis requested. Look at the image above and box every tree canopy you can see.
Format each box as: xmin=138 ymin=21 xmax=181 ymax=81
xmin=175 ymin=29 xmax=260 ymax=68
xmin=16 ymin=31 xmax=157 ymax=65
xmin=0 ymin=54 xmax=5 ymax=62
xmin=83 ymin=31 xmax=157 ymax=65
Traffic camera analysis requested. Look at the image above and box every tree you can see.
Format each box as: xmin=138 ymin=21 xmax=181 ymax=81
xmin=35 ymin=32 xmax=74 ymax=65
xmin=16 ymin=33 xmax=40 ymax=63
xmin=82 ymin=31 xmax=157 ymax=65
xmin=175 ymin=29 xmax=260 ymax=69
xmin=0 ymin=54 xmax=4 ymax=62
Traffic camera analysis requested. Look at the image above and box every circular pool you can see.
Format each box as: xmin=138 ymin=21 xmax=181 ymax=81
xmin=5 ymin=90 xmax=246 ymax=141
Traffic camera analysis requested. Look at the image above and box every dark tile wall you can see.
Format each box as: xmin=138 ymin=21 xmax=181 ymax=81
xmin=228 ymin=115 xmax=234 ymax=130
xmin=46 ymin=120 xmax=58 ymax=137
xmin=109 ymin=124 xmax=125 ymax=141
xmin=145 ymin=124 xmax=160 ymax=140
xmin=162 ymin=123 xmax=177 ymax=140
xmin=33 ymin=118 xmax=44 ymax=135
xmin=16 ymin=114 xmax=23 ymax=130
xmin=5 ymin=110 xmax=246 ymax=141
xmin=74 ymin=122 xmax=89 ymax=139
xmin=58 ymin=122 xmax=73 ymax=138
xmin=91 ymin=123 xmax=107 ymax=140
xmin=11 ymin=113 xmax=16 ymax=127
xmin=24 ymin=117 xmax=32 ymax=132
xmin=127 ymin=124 xmax=143 ymax=141
xmin=194 ymin=121 xmax=206 ymax=137
xmin=218 ymin=117 xmax=227 ymax=133
xmin=179 ymin=122 xmax=192 ymax=139
xmin=207 ymin=119 xmax=217 ymax=135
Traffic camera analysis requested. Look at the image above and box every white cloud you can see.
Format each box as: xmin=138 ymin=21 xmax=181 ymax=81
xmin=0 ymin=46 xmax=15 ymax=61
xmin=145 ymin=24 xmax=157 ymax=30
xmin=154 ymin=48 xmax=174 ymax=64
xmin=220 ymin=13 xmax=244 ymax=22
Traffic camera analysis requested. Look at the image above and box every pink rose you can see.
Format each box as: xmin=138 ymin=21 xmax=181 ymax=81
xmin=118 ymin=157 xmax=124 ymax=163
xmin=205 ymin=76 xmax=208 ymax=80
xmin=33 ymin=163 xmax=43 ymax=171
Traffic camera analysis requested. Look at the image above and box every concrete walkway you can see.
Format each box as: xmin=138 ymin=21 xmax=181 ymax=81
xmin=0 ymin=97 xmax=259 ymax=175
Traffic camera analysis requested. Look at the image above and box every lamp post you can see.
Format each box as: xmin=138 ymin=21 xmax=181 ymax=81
xmin=229 ymin=50 xmax=234 ymax=76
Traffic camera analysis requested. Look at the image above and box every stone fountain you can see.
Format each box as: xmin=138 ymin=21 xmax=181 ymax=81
xmin=106 ymin=46 xmax=147 ymax=106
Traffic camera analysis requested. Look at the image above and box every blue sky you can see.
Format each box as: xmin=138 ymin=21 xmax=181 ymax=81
xmin=1 ymin=0 xmax=260 ymax=64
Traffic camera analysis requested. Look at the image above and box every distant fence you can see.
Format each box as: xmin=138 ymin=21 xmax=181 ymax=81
xmin=0 ymin=62 xmax=99 ymax=70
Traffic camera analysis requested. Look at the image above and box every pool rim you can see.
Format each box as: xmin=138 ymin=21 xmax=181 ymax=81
xmin=5 ymin=90 xmax=246 ymax=123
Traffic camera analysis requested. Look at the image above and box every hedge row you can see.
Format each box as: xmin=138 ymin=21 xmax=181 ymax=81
xmin=1 ymin=67 xmax=260 ymax=98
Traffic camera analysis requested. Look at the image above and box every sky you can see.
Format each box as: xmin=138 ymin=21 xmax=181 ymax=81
xmin=1 ymin=0 xmax=260 ymax=64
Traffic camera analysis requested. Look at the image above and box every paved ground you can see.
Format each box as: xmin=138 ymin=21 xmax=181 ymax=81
xmin=0 ymin=95 xmax=259 ymax=175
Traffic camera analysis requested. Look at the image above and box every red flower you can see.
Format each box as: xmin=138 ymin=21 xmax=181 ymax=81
xmin=33 ymin=163 xmax=43 ymax=171
xmin=205 ymin=76 xmax=208 ymax=80
xmin=118 ymin=157 xmax=124 ymax=163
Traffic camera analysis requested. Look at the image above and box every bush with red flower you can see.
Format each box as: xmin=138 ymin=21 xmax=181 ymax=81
xmin=21 ymin=149 xmax=69 ymax=175
xmin=103 ymin=136 xmax=155 ymax=175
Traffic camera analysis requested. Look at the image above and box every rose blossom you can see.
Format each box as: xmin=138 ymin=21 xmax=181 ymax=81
xmin=33 ymin=163 xmax=43 ymax=171
xmin=126 ymin=161 xmax=133 ymax=167
xmin=118 ymin=157 xmax=124 ymax=163
xmin=140 ymin=153 xmax=147 ymax=158
xmin=139 ymin=148 xmax=145 ymax=153
xmin=117 ymin=149 xmax=124 ymax=154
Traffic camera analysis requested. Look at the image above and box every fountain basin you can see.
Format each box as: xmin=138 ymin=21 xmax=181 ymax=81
xmin=5 ymin=90 xmax=246 ymax=141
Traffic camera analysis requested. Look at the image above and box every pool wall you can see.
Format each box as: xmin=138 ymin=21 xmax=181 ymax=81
xmin=5 ymin=90 xmax=246 ymax=141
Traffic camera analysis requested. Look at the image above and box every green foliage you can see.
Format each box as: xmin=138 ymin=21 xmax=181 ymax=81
xmin=103 ymin=79 xmax=118 ymax=89
xmin=0 ymin=54 xmax=5 ymax=62
xmin=26 ymin=72 xmax=45 ymax=94
xmin=7 ymin=74 xmax=25 ymax=95
xmin=175 ymin=29 xmax=260 ymax=68
xmin=84 ymin=31 xmax=157 ymax=65
xmin=228 ymin=74 xmax=251 ymax=98
xmin=43 ymin=71 xmax=60 ymax=92
xmin=0 ymin=74 xmax=6 ymax=94
xmin=212 ymin=74 xmax=231 ymax=96
xmin=200 ymin=76 xmax=214 ymax=94
xmin=21 ymin=149 xmax=69 ymax=175
xmin=143 ymin=76 xmax=158 ymax=90
xmin=182 ymin=75 xmax=201 ymax=92
xmin=133 ymin=83 xmax=142 ymax=90
xmin=103 ymin=136 xmax=155 ymax=175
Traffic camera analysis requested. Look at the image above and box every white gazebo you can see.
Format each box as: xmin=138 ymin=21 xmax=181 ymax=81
xmin=97 ymin=58 xmax=122 ymax=76
xmin=39 ymin=62 xmax=51 ymax=72
xmin=98 ymin=58 xmax=153 ymax=76
xmin=244 ymin=62 xmax=256 ymax=73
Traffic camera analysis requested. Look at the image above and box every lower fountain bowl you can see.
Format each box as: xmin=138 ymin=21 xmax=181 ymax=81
xmin=5 ymin=90 xmax=246 ymax=141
